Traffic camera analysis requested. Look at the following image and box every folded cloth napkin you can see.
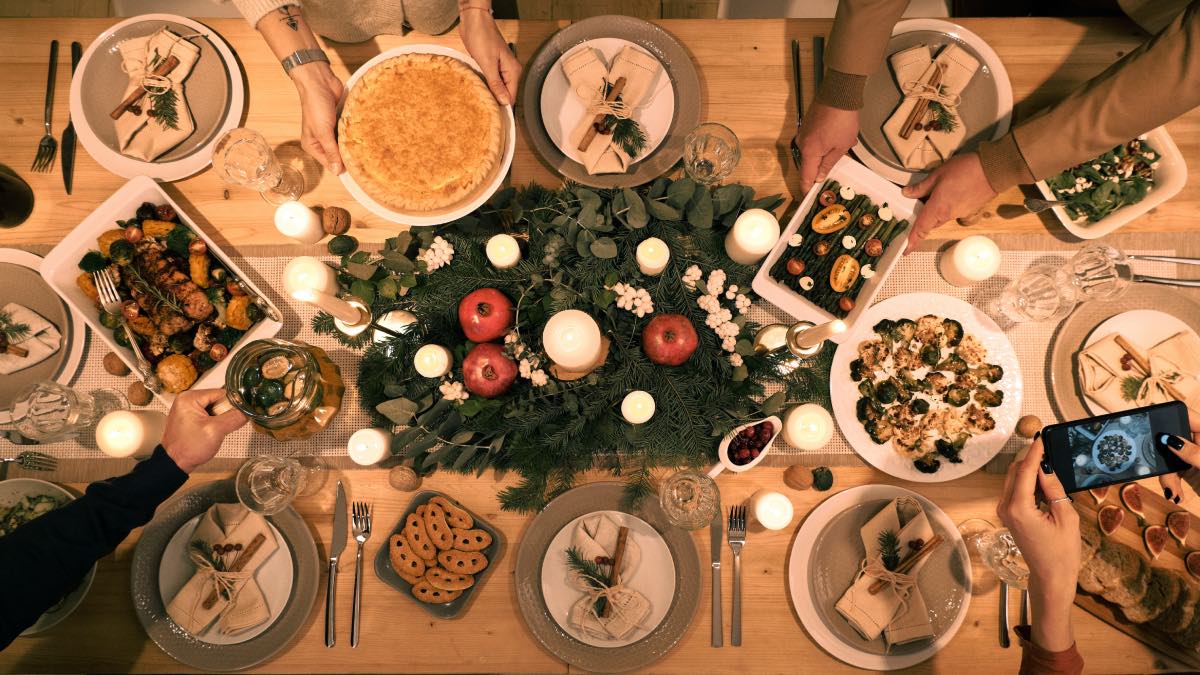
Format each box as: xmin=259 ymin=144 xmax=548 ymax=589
xmin=566 ymin=513 xmax=651 ymax=640
xmin=569 ymin=513 xmax=641 ymax=582
xmin=0 ymin=303 xmax=61 ymax=376
xmin=562 ymin=45 xmax=662 ymax=175
xmin=835 ymin=497 xmax=936 ymax=645
xmin=1078 ymin=332 xmax=1200 ymax=415
xmin=114 ymin=27 xmax=200 ymax=161
xmin=166 ymin=503 xmax=279 ymax=636
xmin=882 ymin=43 xmax=979 ymax=170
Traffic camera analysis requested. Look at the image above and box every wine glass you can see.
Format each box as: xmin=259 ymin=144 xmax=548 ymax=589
xmin=993 ymin=264 xmax=1080 ymax=324
xmin=659 ymin=469 xmax=720 ymax=530
xmin=683 ymin=123 xmax=741 ymax=186
xmin=0 ymin=381 xmax=126 ymax=443
xmin=958 ymin=518 xmax=1030 ymax=589
xmin=1070 ymin=243 xmax=1133 ymax=301
xmin=211 ymin=128 xmax=304 ymax=205
xmin=235 ymin=454 xmax=308 ymax=515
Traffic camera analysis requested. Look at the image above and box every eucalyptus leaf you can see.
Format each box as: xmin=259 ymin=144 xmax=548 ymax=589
xmin=450 ymin=430 xmax=476 ymax=444
xmin=452 ymin=446 xmax=478 ymax=470
xmin=646 ymin=199 xmax=681 ymax=222
xmin=349 ymin=280 xmax=375 ymax=304
xmin=457 ymin=398 xmax=482 ymax=417
xmin=576 ymin=229 xmax=597 ymax=258
xmin=590 ymin=236 xmax=619 ymax=259
xmin=379 ymin=251 xmax=415 ymax=273
xmin=686 ymin=189 xmax=713 ymax=229
xmin=624 ymin=189 xmax=649 ymax=228
xmin=377 ymin=276 xmax=399 ymax=300
xmin=377 ymin=397 xmax=420 ymax=425
xmin=714 ymin=184 xmax=743 ymax=215
xmin=761 ymin=391 xmax=787 ymax=415
xmin=666 ymin=178 xmax=696 ymax=209
xmin=576 ymin=188 xmax=602 ymax=212
xmin=735 ymin=339 xmax=756 ymax=356
xmin=648 ymin=177 xmax=669 ymax=199
xmin=732 ymin=364 xmax=749 ymax=382
xmin=383 ymin=383 xmax=408 ymax=398
xmin=604 ymin=271 xmax=620 ymax=287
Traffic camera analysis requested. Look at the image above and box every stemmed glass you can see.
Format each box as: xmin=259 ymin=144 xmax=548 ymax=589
xmin=212 ymin=128 xmax=304 ymax=205
xmin=1069 ymin=243 xmax=1133 ymax=301
xmin=0 ymin=381 xmax=126 ymax=443
xmin=659 ymin=469 xmax=720 ymax=530
xmin=683 ymin=123 xmax=741 ymax=186
xmin=958 ymin=517 xmax=1030 ymax=589
xmin=994 ymin=265 xmax=1080 ymax=324
xmin=235 ymin=450 xmax=327 ymax=515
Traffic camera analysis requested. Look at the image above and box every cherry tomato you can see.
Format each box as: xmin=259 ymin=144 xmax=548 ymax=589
xmin=838 ymin=296 xmax=855 ymax=313
xmin=123 ymin=226 xmax=144 ymax=243
xmin=188 ymin=239 xmax=208 ymax=255
xmin=786 ymin=258 xmax=805 ymax=275
xmin=226 ymin=281 xmax=246 ymax=297
xmin=154 ymin=204 xmax=177 ymax=221
xmin=209 ymin=343 xmax=229 ymax=361
xmin=121 ymin=300 xmax=140 ymax=319
xmin=818 ymin=190 xmax=837 ymax=207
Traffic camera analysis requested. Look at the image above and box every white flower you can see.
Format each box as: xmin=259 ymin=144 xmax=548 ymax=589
xmin=519 ymin=358 xmax=532 ymax=378
xmin=1075 ymin=177 xmax=1086 ymax=184
xmin=504 ymin=332 xmax=518 ymax=344
xmin=530 ymin=370 xmax=548 ymax=387
xmin=439 ymin=380 xmax=469 ymax=402
xmin=717 ymin=321 xmax=740 ymax=338
xmin=682 ymin=265 xmax=703 ymax=289
xmin=735 ymin=294 xmax=752 ymax=313
xmin=1151 ymin=162 xmax=1160 ymax=170
xmin=1092 ymin=164 xmax=1101 ymax=170
xmin=788 ymin=233 xmax=804 ymax=247
xmin=729 ymin=353 xmax=743 ymax=367
xmin=706 ymin=269 xmax=726 ymax=296
xmin=417 ymin=236 xmax=455 ymax=271
xmin=721 ymin=336 xmax=737 ymax=352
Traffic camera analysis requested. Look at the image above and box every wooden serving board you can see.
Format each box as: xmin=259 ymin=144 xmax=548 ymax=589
xmin=1074 ymin=481 xmax=1200 ymax=669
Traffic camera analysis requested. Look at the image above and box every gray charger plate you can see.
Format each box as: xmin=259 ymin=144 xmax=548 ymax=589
xmin=521 ymin=15 xmax=701 ymax=189
xmin=514 ymin=482 xmax=699 ymax=673
xmin=131 ymin=480 xmax=319 ymax=672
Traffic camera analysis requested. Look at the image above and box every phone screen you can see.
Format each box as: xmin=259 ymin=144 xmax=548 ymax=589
xmin=1043 ymin=401 xmax=1191 ymax=493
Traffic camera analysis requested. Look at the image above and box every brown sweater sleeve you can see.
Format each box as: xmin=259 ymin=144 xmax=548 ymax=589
xmin=1014 ymin=625 xmax=1085 ymax=675
xmin=814 ymin=0 xmax=910 ymax=110
xmin=979 ymin=1 xmax=1200 ymax=191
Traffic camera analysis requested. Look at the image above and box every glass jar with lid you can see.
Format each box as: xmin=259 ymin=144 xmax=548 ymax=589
xmin=223 ymin=338 xmax=344 ymax=441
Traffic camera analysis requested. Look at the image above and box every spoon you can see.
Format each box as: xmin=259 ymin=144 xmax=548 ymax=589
xmin=1022 ymin=197 xmax=1070 ymax=213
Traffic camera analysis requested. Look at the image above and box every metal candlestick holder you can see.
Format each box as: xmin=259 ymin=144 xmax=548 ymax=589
xmin=333 ymin=298 xmax=372 ymax=336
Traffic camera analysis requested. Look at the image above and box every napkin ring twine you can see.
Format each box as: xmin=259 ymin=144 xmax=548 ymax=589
xmin=578 ymin=82 xmax=633 ymax=121
xmin=121 ymin=31 xmax=202 ymax=95
xmin=580 ymin=584 xmax=649 ymax=628
xmin=187 ymin=546 xmax=253 ymax=618
xmin=901 ymin=79 xmax=961 ymax=110
xmin=847 ymin=557 xmax=918 ymax=639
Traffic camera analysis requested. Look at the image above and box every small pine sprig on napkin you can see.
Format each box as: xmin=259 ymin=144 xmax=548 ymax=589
xmin=566 ymin=545 xmax=612 ymax=615
xmin=877 ymin=529 xmax=901 ymax=571
xmin=1121 ymin=375 xmax=1145 ymax=402
xmin=0 ymin=309 xmax=30 ymax=343
xmin=149 ymin=88 xmax=180 ymax=130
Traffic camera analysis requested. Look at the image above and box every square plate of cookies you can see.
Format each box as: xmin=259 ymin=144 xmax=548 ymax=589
xmin=373 ymin=491 xmax=503 ymax=619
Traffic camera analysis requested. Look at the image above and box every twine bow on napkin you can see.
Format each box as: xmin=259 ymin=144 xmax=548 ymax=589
xmin=568 ymin=581 xmax=652 ymax=640
xmin=882 ymin=43 xmax=979 ymax=171
xmin=561 ymin=45 xmax=662 ymax=175
xmin=0 ymin=303 xmax=61 ymax=375
xmin=114 ymin=27 xmax=201 ymax=161
xmin=1078 ymin=332 xmax=1200 ymax=415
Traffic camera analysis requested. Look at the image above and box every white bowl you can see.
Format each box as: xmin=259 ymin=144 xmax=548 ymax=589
xmin=39 ymin=176 xmax=283 ymax=405
xmin=338 ymin=44 xmax=517 ymax=227
xmin=708 ymin=415 xmax=782 ymax=477
xmin=752 ymin=156 xmax=921 ymax=344
xmin=1033 ymin=126 xmax=1187 ymax=240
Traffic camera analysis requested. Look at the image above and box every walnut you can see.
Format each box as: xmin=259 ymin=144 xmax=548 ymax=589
xmin=783 ymin=465 xmax=814 ymax=491
xmin=388 ymin=465 xmax=421 ymax=492
xmin=127 ymin=381 xmax=153 ymax=406
xmin=322 ymin=206 xmax=351 ymax=235
xmin=103 ymin=352 xmax=131 ymax=376
xmin=1017 ymin=415 xmax=1043 ymax=439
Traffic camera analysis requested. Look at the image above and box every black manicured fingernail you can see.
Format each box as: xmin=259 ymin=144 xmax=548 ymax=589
xmin=1041 ymin=461 xmax=1053 ymax=474
xmin=1175 ymin=496 xmax=1183 ymax=504
xmin=1160 ymin=434 xmax=1187 ymax=451
xmin=1033 ymin=431 xmax=1041 ymax=440
xmin=1166 ymin=488 xmax=1174 ymax=500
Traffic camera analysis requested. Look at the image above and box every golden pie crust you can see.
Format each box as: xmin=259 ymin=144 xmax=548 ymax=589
xmin=339 ymin=54 xmax=503 ymax=213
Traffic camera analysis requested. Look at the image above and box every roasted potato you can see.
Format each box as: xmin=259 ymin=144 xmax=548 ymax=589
xmin=156 ymin=354 xmax=198 ymax=393
xmin=76 ymin=272 xmax=99 ymax=302
xmin=128 ymin=315 xmax=158 ymax=338
xmin=189 ymin=252 xmax=210 ymax=288
xmin=226 ymin=295 xmax=253 ymax=330
xmin=141 ymin=219 xmax=176 ymax=238
xmin=97 ymin=229 xmax=126 ymax=256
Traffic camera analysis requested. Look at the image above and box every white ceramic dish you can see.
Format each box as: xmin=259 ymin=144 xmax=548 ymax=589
xmin=752 ymin=156 xmax=920 ymax=344
xmin=829 ymin=292 xmax=1023 ymax=482
xmin=1034 ymin=127 xmax=1187 ymax=240
xmin=39 ymin=176 xmax=283 ymax=405
xmin=69 ymin=14 xmax=245 ymax=182
xmin=539 ymin=38 xmax=674 ymax=167
xmin=788 ymin=484 xmax=971 ymax=670
xmin=338 ymin=44 xmax=516 ymax=227
xmin=708 ymin=415 xmax=781 ymax=477
xmin=1081 ymin=308 xmax=1196 ymax=416
xmin=0 ymin=478 xmax=97 ymax=636
xmin=539 ymin=510 xmax=675 ymax=649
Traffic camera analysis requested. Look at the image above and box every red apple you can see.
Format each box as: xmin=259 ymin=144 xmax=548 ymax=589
xmin=462 ymin=343 xmax=518 ymax=398
xmin=458 ymin=288 xmax=514 ymax=343
xmin=642 ymin=314 xmax=699 ymax=366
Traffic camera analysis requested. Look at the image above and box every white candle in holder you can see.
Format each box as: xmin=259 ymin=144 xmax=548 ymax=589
xmin=724 ymin=208 xmax=780 ymax=265
xmin=543 ymin=310 xmax=602 ymax=371
xmin=95 ymin=410 xmax=166 ymax=460
xmin=283 ymin=256 xmax=338 ymax=296
xmin=486 ymin=234 xmax=522 ymax=269
xmin=636 ymin=237 xmax=671 ymax=276
xmin=939 ymin=235 xmax=1001 ymax=287
xmin=414 ymin=344 xmax=452 ymax=378
xmin=783 ymin=403 xmax=834 ymax=450
xmin=621 ymin=390 xmax=656 ymax=424
xmin=291 ymin=289 xmax=362 ymax=324
xmin=274 ymin=201 xmax=325 ymax=244
xmin=348 ymin=428 xmax=392 ymax=466
xmin=749 ymin=490 xmax=794 ymax=530
xmin=373 ymin=309 xmax=417 ymax=343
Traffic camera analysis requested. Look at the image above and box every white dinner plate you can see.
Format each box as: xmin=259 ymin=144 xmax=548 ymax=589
xmin=829 ymin=292 xmax=1023 ymax=482
xmin=539 ymin=510 xmax=675 ymax=648
xmin=1081 ymin=308 xmax=1197 ymax=416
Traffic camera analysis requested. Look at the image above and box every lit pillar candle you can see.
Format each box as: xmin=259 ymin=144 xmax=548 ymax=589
xmin=348 ymin=427 xmax=392 ymax=466
xmin=373 ymin=309 xmax=417 ymax=343
xmin=543 ymin=310 xmax=602 ymax=371
xmin=636 ymin=237 xmax=671 ymax=276
xmin=486 ymin=234 xmax=522 ymax=269
xmin=274 ymin=201 xmax=325 ymax=244
xmin=783 ymin=403 xmax=834 ymax=450
xmin=95 ymin=410 xmax=166 ymax=460
xmin=724 ymin=208 xmax=780 ymax=265
xmin=939 ymin=235 xmax=1002 ymax=287
xmin=621 ymin=390 xmax=656 ymax=424
xmin=792 ymin=319 xmax=847 ymax=351
xmin=292 ymin=288 xmax=363 ymax=324
xmin=414 ymin=344 xmax=452 ymax=378
xmin=282 ymin=256 xmax=338 ymax=296
xmin=749 ymin=489 xmax=794 ymax=530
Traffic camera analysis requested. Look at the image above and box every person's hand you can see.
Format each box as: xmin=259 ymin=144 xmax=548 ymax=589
xmin=899 ymin=152 xmax=995 ymax=252
xmin=291 ymin=61 xmax=345 ymax=174
xmin=1156 ymin=409 xmax=1200 ymax=503
xmin=794 ymin=103 xmax=859 ymax=192
xmin=997 ymin=437 xmax=1079 ymax=651
xmin=459 ymin=9 xmax=520 ymax=105
xmin=161 ymin=389 xmax=248 ymax=474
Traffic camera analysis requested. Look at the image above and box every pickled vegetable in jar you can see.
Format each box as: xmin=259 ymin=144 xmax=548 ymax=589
xmin=224 ymin=339 xmax=344 ymax=441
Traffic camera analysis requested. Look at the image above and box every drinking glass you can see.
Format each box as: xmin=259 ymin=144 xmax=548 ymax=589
xmin=659 ymin=469 xmax=720 ymax=530
xmin=1070 ymin=243 xmax=1133 ymax=301
xmin=958 ymin=518 xmax=1029 ymax=589
xmin=0 ymin=381 xmax=126 ymax=443
xmin=212 ymin=128 xmax=304 ymax=205
xmin=236 ymin=454 xmax=308 ymax=515
xmin=994 ymin=264 xmax=1079 ymax=323
xmin=683 ymin=122 xmax=741 ymax=185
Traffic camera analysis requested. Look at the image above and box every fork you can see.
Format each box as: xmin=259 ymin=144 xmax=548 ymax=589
xmin=31 ymin=40 xmax=58 ymax=173
xmin=93 ymin=268 xmax=162 ymax=393
xmin=727 ymin=504 xmax=746 ymax=647
xmin=350 ymin=501 xmax=372 ymax=648
xmin=1 ymin=451 xmax=56 ymax=471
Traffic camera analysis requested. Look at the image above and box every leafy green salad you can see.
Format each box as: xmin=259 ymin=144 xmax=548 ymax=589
xmin=1045 ymin=138 xmax=1159 ymax=222
xmin=0 ymin=493 xmax=63 ymax=537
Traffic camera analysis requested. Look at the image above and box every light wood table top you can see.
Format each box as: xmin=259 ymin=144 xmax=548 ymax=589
xmin=0 ymin=14 xmax=1196 ymax=674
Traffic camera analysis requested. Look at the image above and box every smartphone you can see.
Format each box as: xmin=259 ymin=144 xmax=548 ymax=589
xmin=1041 ymin=401 xmax=1191 ymax=493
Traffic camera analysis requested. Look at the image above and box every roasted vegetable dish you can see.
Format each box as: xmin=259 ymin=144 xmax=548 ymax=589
xmin=1045 ymin=138 xmax=1159 ymax=222
xmin=76 ymin=202 xmax=263 ymax=393
xmin=851 ymin=314 xmax=1006 ymax=474
xmin=0 ymin=493 xmax=63 ymax=537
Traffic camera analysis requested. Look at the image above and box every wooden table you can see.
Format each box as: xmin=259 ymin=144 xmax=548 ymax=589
xmin=1 ymin=15 xmax=1197 ymax=674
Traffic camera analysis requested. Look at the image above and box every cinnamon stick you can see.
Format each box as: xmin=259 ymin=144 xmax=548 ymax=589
xmin=899 ymin=63 xmax=943 ymax=140
xmin=577 ymin=76 xmax=628 ymax=154
xmin=868 ymin=534 xmax=944 ymax=595
xmin=1113 ymin=335 xmax=1188 ymax=403
xmin=201 ymin=532 xmax=267 ymax=610
xmin=3 ymin=344 xmax=28 ymax=358
xmin=109 ymin=55 xmax=180 ymax=120
xmin=601 ymin=526 xmax=631 ymax=618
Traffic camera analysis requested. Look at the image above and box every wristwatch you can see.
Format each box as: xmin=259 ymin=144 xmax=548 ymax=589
xmin=281 ymin=48 xmax=330 ymax=75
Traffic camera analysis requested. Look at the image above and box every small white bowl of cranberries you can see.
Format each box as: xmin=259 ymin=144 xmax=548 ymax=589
xmin=709 ymin=416 xmax=782 ymax=477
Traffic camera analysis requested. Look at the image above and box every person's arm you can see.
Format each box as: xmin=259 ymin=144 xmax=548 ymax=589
xmin=457 ymin=0 xmax=521 ymax=105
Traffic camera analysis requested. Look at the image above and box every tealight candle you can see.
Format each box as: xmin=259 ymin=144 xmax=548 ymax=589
xmin=724 ymin=208 xmax=780 ymax=265
xmin=939 ymin=235 xmax=1002 ymax=287
xmin=621 ymin=390 xmax=656 ymax=424
xmin=749 ymin=489 xmax=794 ymax=530
xmin=282 ymin=256 xmax=338 ymax=296
xmin=414 ymin=344 xmax=452 ymax=378
xmin=95 ymin=410 xmax=166 ymax=460
xmin=348 ymin=428 xmax=392 ymax=466
xmin=635 ymin=237 xmax=670 ymax=276
xmin=486 ymin=234 xmax=522 ymax=269
xmin=274 ymin=201 xmax=325 ymax=244
xmin=783 ymin=403 xmax=834 ymax=451
xmin=373 ymin=309 xmax=417 ymax=343
xmin=291 ymin=288 xmax=364 ymax=324
xmin=543 ymin=310 xmax=602 ymax=371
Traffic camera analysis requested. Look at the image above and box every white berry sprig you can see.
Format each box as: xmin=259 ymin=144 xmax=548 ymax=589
xmin=417 ymin=236 xmax=455 ymax=271
xmin=608 ymin=282 xmax=655 ymax=318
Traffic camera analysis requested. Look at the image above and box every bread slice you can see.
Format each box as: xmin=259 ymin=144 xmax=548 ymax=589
xmin=1153 ymin=573 xmax=1200 ymax=634
xmin=1172 ymin=598 xmax=1200 ymax=650
xmin=1080 ymin=519 xmax=1103 ymax=566
xmin=1122 ymin=567 xmax=1182 ymax=624
xmin=1085 ymin=541 xmax=1150 ymax=607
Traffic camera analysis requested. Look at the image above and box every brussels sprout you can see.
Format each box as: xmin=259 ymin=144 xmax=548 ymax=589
xmin=866 ymin=418 xmax=896 ymax=444
xmin=166 ymin=225 xmax=195 ymax=257
xmin=857 ymin=396 xmax=883 ymax=422
xmin=919 ymin=343 xmax=941 ymax=367
xmin=196 ymin=352 xmax=216 ymax=370
xmin=873 ymin=319 xmax=896 ymax=336
xmin=108 ymin=239 xmax=135 ymax=265
xmin=975 ymin=387 xmax=1005 ymax=408
xmin=79 ymin=251 xmax=109 ymax=273
xmin=850 ymin=358 xmax=873 ymax=382
xmin=892 ymin=319 xmax=917 ymax=343
xmin=935 ymin=437 xmax=966 ymax=463
xmin=941 ymin=319 xmax=964 ymax=347
xmin=329 ymin=235 xmax=359 ymax=256
xmin=913 ymin=456 xmax=942 ymax=474
xmin=910 ymin=398 xmax=931 ymax=415
xmin=875 ymin=379 xmax=899 ymax=404
xmin=246 ymin=302 xmax=264 ymax=323
xmin=205 ymin=286 xmax=226 ymax=304
xmin=857 ymin=380 xmax=875 ymax=399
xmin=210 ymin=267 xmax=228 ymax=282
xmin=972 ymin=363 xmax=1004 ymax=384
xmin=945 ymin=385 xmax=971 ymax=407
xmin=135 ymin=202 xmax=157 ymax=220
xmin=936 ymin=353 xmax=969 ymax=374
xmin=901 ymin=371 xmax=929 ymax=393
xmin=168 ymin=333 xmax=191 ymax=354
xmin=98 ymin=311 xmax=122 ymax=330
xmin=113 ymin=327 xmax=131 ymax=348
xmin=811 ymin=467 xmax=834 ymax=491
xmin=888 ymin=376 xmax=913 ymax=403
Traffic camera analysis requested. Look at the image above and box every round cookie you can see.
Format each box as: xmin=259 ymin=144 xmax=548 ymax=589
xmin=438 ymin=549 xmax=489 ymax=575
xmin=412 ymin=579 xmax=463 ymax=604
xmin=389 ymin=533 xmax=426 ymax=584
xmin=451 ymin=527 xmax=493 ymax=552
xmin=406 ymin=507 xmax=437 ymax=562
xmin=430 ymin=496 xmax=474 ymax=529
xmin=424 ymin=500 xmax=455 ymax=551
xmin=425 ymin=567 xmax=475 ymax=592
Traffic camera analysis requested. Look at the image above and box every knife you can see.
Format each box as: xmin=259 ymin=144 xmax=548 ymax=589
xmin=813 ymin=35 xmax=826 ymax=89
xmin=999 ymin=580 xmax=1011 ymax=648
xmin=326 ymin=480 xmax=347 ymax=648
xmin=789 ymin=39 xmax=803 ymax=168
xmin=711 ymin=502 xmax=723 ymax=647
xmin=61 ymin=41 xmax=81 ymax=195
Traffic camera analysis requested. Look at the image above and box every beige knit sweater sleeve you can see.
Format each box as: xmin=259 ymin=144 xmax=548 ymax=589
xmin=226 ymin=0 xmax=294 ymax=29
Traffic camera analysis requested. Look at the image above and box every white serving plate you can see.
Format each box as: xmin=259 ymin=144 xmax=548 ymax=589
xmin=338 ymin=44 xmax=517 ymax=227
xmin=1080 ymin=308 xmax=1197 ymax=416
xmin=39 ymin=176 xmax=283 ymax=405
xmin=752 ymin=156 xmax=921 ymax=344
xmin=1034 ymin=126 xmax=1187 ymax=240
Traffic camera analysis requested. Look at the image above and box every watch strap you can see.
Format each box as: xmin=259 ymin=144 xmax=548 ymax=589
xmin=281 ymin=48 xmax=330 ymax=75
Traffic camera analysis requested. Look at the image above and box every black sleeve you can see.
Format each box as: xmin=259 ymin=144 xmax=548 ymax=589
xmin=0 ymin=445 xmax=187 ymax=649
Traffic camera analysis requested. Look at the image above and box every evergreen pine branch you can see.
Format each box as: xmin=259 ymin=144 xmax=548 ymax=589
xmin=620 ymin=464 xmax=655 ymax=512
xmin=877 ymin=529 xmax=901 ymax=571
xmin=565 ymin=546 xmax=611 ymax=590
xmin=928 ymin=101 xmax=958 ymax=133
xmin=0 ymin=309 xmax=30 ymax=342
xmin=150 ymin=88 xmax=180 ymax=130
xmin=611 ymin=117 xmax=648 ymax=159
xmin=311 ymin=312 xmax=372 ymax=349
